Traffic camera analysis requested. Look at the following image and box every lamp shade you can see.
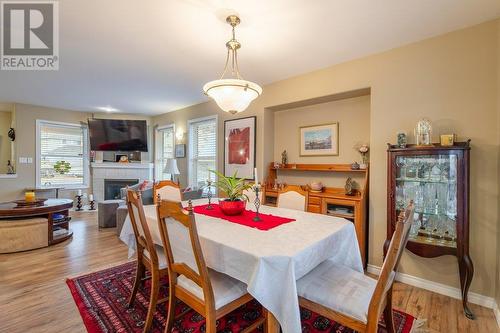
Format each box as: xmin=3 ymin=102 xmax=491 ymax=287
xmin=163 ymin=158 xmax=180 ymax=175
xmin=203 ymin=79 xmax=262 ymax=114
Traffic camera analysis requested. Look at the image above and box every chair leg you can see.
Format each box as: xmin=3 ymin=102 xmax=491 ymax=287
xmin=205 ymin=318 xmax=217 ymax=333
xmin=143 ymin=269 xmax=160 ymax=333
xmin=383 ymin=287 xmax=396 ymax=333
xmin=164 ymin=286 xmax=177 ymax=333
xmin=128 ymin=259 xmax=146 ymax=308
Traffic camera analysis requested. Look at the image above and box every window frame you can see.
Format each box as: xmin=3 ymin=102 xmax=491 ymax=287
xmin=154 ymin=123 xmax=175 ymax=181
xmin=187 ymin=115 xmax=218 ymax=189
xmin=36 ymin=119 xmax=89 ymax=189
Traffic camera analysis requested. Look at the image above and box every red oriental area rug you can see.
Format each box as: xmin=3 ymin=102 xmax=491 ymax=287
xmin=67 ymin=261 xmax=418 ymax=333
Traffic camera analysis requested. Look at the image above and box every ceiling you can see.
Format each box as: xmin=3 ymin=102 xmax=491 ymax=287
xmin=1 ymin=0 xmax=499 ymax=115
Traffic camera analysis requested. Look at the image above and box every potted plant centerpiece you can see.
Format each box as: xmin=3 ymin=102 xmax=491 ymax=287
xmin=211 ymin=170 xmax=252 ymax=215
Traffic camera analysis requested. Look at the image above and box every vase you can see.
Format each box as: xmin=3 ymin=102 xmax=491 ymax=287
xmin=218 ymin=199 xmax=246 ymax=215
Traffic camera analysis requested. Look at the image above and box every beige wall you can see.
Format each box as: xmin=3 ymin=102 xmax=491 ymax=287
xmin=154 ymin=19 xmax=500 ymax=298
xmin=496 ymin=19 xmax=500 ymax=309
xmin=0 ymin=111 xmax=12 ymax=174
xmin=0 ymin=104 xmax=152 ymax=202
xmin=272 ymin=95 xmax=370 ymax=188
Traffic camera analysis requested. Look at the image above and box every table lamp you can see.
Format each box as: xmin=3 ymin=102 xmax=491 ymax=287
xmin=163 ymin=158 xmax=180 ymax=183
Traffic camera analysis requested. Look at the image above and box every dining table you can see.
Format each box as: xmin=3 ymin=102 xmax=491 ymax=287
xmin=119 ymin=198 xmax=363 ymax=333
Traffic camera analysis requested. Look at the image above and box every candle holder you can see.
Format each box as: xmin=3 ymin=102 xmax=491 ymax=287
xmin=89 ymin=199 xmax=96 ymax=210
xmin=206 ymin=180 xmax=214 ymax=210
xmin=75 ymin=195 xmax=83 ymax=211
xmin=253 ymin=184 xmax=262 ymax=222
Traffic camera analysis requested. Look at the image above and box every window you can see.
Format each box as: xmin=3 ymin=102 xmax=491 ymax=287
xmin=36 ymin=120 xmax=89 ymax=188
xmin=155 ymin=124 xmax=175 ymax=180
xmin=188 ymin=116 xmax=217 ymax=189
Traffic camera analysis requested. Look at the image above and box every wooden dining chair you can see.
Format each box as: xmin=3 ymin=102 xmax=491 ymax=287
xmin=156 ymin=199 xmax=267 ymax=333
xmin=297 ymin=202 xmax=415 ymax=333
xmin=277 ymin=185 xmax=308 ymax=211
xmin=153 ymin=180 xmax=182 ymax=203
xmin=126 ymin=190 xmax=169 ymax=333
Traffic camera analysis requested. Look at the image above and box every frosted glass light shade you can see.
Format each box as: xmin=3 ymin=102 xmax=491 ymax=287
xmin=203 ymin=79 xmax=262 ymax=114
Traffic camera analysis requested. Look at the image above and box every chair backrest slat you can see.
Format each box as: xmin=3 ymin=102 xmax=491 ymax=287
xmin=277 ymin=185 xmax=308 ymax=211
xmin=154 ymin=180 xmax=182 ymax=203
xmin=156 ymin=200 xmax=215 ymax=306
xmin=366 ymin=201 xmax=415 ymax=327
xmin=126 ymin=190 xmax=159 ymax=264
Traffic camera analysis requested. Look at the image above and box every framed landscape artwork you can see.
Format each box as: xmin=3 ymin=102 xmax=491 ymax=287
xmin=224 ymin=116 xmax=256 ymax=179
xmin=299 ymin=123 xmax=339 ymax=156
xmin=175 ymin=144 xmax=185 ymax=158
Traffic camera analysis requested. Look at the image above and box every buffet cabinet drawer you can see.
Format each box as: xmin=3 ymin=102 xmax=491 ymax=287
xmin=308 ymin=196 xmax=321 ymax=205
xmin=307 ymin=204 xmax=321 ymax=214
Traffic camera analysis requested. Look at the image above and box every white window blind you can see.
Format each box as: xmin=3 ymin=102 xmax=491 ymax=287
xmin=188 ymin=116 xmax=217 ymax=189
xmin=37 ymin=120 xmax=88 ymax=188
xmin=155 ymin=125 xmax=174 ymax=180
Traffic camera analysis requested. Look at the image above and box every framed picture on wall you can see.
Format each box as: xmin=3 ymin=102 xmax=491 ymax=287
xmin=299 ymin=122 xmax=339 ymax=156
xmin=224 ymin=116 xmax=256 ymax=179
xmin=175 ymin=144 xmax=186 ymax=158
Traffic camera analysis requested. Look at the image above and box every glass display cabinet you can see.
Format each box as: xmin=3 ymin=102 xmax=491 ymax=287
xmin=385 ymin=140 xmax=474 ymax=319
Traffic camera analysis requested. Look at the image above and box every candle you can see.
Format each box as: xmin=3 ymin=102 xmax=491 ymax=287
xmin=77 ymin=189 xmax=82 ymax=196
xmin=25 ymin=191 xmax=35 ymax=202
xmin=89 ymin=194 xmax=94 ymax=201
xmin=254 ymin=167 xmax=258 ymax=184
xmin=208 ymin=171 xmax=211 ymax=182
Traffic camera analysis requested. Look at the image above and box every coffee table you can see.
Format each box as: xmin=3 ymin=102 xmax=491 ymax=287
xmin=0 ymin=199 xmax=74 ymax=246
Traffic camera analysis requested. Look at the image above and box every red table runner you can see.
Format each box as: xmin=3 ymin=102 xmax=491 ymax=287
xmin=193 ymin=204 xmax=295 ymax=231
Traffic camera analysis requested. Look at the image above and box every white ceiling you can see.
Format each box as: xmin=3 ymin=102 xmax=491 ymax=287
xmin=1 ymin=0 xmax=499 ymax=115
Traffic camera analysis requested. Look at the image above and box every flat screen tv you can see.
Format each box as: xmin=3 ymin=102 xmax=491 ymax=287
xmin=88 ymin=119 xmax=148 ymax=152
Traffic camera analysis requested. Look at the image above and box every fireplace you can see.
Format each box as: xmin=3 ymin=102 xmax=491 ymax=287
xmin=104 ymin=179 xmax=139 ymax=200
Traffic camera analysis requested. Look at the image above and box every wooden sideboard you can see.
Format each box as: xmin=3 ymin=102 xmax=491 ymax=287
xmin=263 ymin=163 xmax=369 ymax=266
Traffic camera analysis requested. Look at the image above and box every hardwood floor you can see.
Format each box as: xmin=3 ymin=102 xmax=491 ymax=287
xmin=0 ymin=211 xmax=498 ymax=333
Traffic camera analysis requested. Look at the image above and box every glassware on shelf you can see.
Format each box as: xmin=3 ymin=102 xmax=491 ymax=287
xmin=425 ymin=216 xmax=438 ymax=242
xmin=405 ymin=158 xmax=417 ymax=179
xmin=409 ymin=213 xmax=421 ymax=238
xmin=396 ymin=157 xmax=407 ymax=179
xmin=396 ymin=185 xmax=405 ymax=210
xmin=414 ymin=118 xmax=432 ymax=146
xmin=436 ymin=157 xmax=448 ymax=181
xmin=436 ymin=183 xmax=448 ymax=214
xmin=447 ymin=183 xmax=457 ymax=216
xmin=423 ymin=183 xmax=437 ymax=214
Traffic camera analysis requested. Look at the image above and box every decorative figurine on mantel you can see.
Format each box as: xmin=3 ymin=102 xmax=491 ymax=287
xmin=6 ymin=160 xmax=15 ymax=174
xmin=281 ymin=150 xmax=288 ymax=165
xmin=344 ymin=177 xmax=355 ymax=196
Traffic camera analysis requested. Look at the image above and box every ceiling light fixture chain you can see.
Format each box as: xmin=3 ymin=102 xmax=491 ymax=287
xmin=220 ymin=15 xmax=242 ymax=80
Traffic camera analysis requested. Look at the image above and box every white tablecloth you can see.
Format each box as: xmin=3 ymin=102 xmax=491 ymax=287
xmin=119 ymin=199 xmax=363 ymax=333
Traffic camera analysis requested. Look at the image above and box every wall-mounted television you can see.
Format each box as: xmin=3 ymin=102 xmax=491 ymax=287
xmin=88 ymin=119 xmax=148 ymax=152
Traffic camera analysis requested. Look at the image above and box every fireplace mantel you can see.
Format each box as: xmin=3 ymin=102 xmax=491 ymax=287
xmin=91 ymin=162 xmax=154 ymax=170
xmin=91 ymin=162 xmax=154 ymax=202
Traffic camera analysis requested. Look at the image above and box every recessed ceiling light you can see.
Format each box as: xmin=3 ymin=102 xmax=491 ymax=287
xmin=97 ymin=106 xmax=119 ymax=112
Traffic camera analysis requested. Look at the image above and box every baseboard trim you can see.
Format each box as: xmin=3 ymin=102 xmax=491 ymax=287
xmin=367 ymin=264 xmax=496 ymax=310
xmin=493 ymin=301 xmax=500 ymax=328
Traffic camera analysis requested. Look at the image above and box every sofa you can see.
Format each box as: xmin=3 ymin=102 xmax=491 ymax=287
xmin=102 ymin=181 xmax=205 ymax=236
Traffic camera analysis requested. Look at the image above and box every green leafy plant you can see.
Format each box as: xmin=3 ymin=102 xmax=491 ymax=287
xmin=210 ymin=170 xmax=252 ymax=202
xmin=54 ymin=160 xmax=71 ymax=175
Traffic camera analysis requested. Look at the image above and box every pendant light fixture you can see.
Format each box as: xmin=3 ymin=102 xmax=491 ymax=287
xmin=203 ymin=15 xmax=262 ymax=114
